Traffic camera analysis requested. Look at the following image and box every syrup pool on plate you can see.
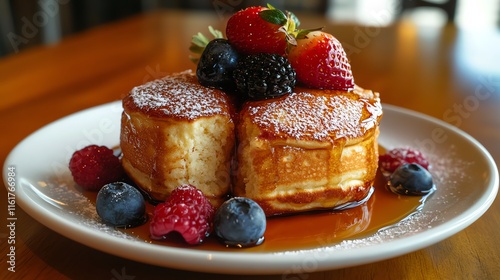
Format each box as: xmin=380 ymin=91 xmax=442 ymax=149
xmin=82 ymin=169 xmax=431 ymax=253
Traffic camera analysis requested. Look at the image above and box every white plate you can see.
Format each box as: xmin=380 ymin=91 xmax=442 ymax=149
xmin=3 ymin=102 xmax=498 ymax=274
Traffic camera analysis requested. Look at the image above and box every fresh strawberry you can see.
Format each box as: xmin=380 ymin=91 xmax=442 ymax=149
xmin=287 ymin=31 xmax=355 ymax=90
xmin=226 ymin=5 xmax=297 ymax=56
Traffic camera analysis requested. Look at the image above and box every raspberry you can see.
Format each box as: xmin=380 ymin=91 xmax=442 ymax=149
xmin=379 ymin=147 xmax=430 ymax=176
xmin=150 ymin=184 xmax=215 ymax=245
xmin=69 ymin=145 xmax=125 ymax=191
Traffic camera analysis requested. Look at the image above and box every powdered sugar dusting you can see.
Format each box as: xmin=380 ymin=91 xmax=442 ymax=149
xmin=273 ymin=145 xmax=472 ymax=255
xmin=245 ymin=90 xmax=382 ymax=141
xmin=29 ymin=142 xmax=474 ymax=257
xmin=127 ymin=70 xmax=230 ymax=120
xmin=28 ymin=175 xmax=139 ymax=241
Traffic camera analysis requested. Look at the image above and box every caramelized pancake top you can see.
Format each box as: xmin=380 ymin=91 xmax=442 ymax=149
xmin=240 ymin=85 xmax=382 ymax=144
xmin=123 ymin=70 xmax=232 ymax=121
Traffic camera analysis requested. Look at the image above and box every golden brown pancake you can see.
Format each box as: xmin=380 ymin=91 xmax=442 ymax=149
xmin=233 ymin=85 xmax=382 ymax=216
xmin=120 ymin=71 xmax=235 ymax=206
xmin=120 ymin=70 xmax=382 ymax=215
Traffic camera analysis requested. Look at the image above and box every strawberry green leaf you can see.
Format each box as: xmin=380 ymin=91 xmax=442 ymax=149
xmin=208 ymin=26 xmax=224 ymax=39
xmin=260 ymin=9 xmax=288 ymax=25
xmin=192 ymin=32 xmax=210 ymax=48
xmin=189 ymin=44 xmax=205 ymax=54
xmin=189 ymin=26 xmax=224 ymax=63
xmin=296 ymin=27 xmax=324 ymax=39
xmin=288 ymin=11 xmax=300 ymax=28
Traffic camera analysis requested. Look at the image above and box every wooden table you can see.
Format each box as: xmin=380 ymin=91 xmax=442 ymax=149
xmin=1 ymin=10 xmax=499 ymax=279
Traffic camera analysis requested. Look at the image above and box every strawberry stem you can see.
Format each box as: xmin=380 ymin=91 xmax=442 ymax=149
xmin=258 ymin=4 xmax=322 ymax=51
xmin=189 ymin=26 xmax=224 ymax=63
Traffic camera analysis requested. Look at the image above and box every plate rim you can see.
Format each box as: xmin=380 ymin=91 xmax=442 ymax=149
xmin=3 ymin=102 xmax=499 ymax=274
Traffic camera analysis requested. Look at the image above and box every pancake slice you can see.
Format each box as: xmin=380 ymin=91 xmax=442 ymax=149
xmin=234 ymin=86 xmax=382 ymax=216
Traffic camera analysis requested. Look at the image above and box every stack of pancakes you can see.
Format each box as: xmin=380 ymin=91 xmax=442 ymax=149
xmin=120 ymin=70 xmax=382 ymax=216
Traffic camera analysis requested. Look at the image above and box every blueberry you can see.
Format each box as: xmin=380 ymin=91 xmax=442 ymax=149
xmin=214 ymin=197 xmax=266 ymax=248
xmin=196 ymin=39 xmax=239 ymax=92
xmin=388 ymin=163 xmax=435 ymax=196
xmin=96 ymin=182 xmax=146 ymax=228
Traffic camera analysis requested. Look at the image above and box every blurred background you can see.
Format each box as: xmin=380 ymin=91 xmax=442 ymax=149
xmin=1 ymin=0 xmax=499 ymax=57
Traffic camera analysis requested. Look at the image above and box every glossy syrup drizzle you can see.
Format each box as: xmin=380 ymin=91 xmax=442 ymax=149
xmin=83 ymin=169 xmax=431 ymax=253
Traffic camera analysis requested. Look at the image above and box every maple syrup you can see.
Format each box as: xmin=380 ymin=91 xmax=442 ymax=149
xmin=84 ymin=169 xmax=428 ymax=253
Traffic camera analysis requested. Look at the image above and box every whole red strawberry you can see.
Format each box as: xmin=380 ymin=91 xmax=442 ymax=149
xmin=226 ymin=6 xmax=295 ymax=56
xmin=150 ymin=184 xmax=215 ymax=245
xmin=287 ymin=31 xmax=355 ymax=90
xmin=69 ymin=145 xmax=125 ymax=191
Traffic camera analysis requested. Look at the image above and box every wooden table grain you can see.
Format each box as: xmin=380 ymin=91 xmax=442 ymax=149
xmin=1 ymin=10 xmax=499 ymax=280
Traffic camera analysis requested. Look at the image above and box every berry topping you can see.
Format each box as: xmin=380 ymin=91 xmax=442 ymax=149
xmin=68 ymin=145 xmax=125 ymax=191
xmin=149 ymin=184 xmax=215 ymax=245
xmin=287 ymin=31 xmax=355 ymax=90
xmin=388 ymin=163 xmax=435 ymax=196
xmin=189 ymin=26 xmax=224 ymax=63
xmin=214 ymin=197 xmax=266 ymax=248
xmin=379 ymin=147 xmax=430 ymax=176
xmin=233 ymin=53 xmax=296 ymax=100
xmin=226 ymin=5 xmax=297 ymax=55
xmin=96 ymin=182 xmax=147 ymax=227
xmin=196 ymin=38 xmax=239 ymax=92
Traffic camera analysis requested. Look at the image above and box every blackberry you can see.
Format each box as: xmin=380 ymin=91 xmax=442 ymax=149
xmin=233 ymin=53 xmax=296 ymax=100
xmin=196 ymin=39 xmax=239 ymax=92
